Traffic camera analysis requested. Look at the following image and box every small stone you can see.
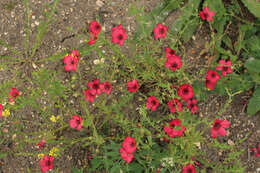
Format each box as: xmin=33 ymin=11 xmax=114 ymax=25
xmin=32 ymin=62 xmax=38 ymax=69
xmin=227 ymin=139 xmax=234 ymax=145
xmin=32 ymin=15 xmax=36 ymax=20
xmin=93 ymin=59 xmax=100 ymax=65
xmin=96 ymin=0 xmax=104 ymax=7
xmin=12 ymin=134 xmax=17 ymax=140
xmin=35 ymin=21 xmax=40 ymax=26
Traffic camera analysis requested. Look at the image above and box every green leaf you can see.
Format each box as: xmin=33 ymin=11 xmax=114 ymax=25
xmin=240 ymin=0 xmax=260 ymax=18
xmin=247 ymin=87 xmax=260 ymax=115
xmin=72 ymin=167 xmax=83 ymax=173
xmin=133 ymin=0 xmax=181 ymax=40
xmin=245 ymin=58 xmax=260 ymax=73
xmin=170 ymin=0 xmax=201 ymax=37
xmin=181 ymin=17 xmax=199 ymax=42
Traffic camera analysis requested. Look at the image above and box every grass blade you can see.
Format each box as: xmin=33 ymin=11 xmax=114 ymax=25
xmin=30 ymin=0 xmax=59 ymax=59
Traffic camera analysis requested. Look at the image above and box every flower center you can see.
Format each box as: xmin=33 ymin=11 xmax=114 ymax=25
xmin=160 ymin=28 xmax=164 ymax=34
xmin=76 ymin=119 xmax=81 ymax=125
xmin=93 ymin=84 xmax=99 ymax=89
xmin=46 ymin=160 xmax=51 ymax=166
xmin=130 ymin=142 xmax=135 ymax=147
xmin=171 ymin=63 xmax=177 ymax=68
xmin=133 ymin=85 xmax=137 ymax=89
xmin=152 ymin=100 xmax=157 ymax=105
xmin=118 ymin=34 xmax=123 ymax=40
xmin=183 ymin=88 xmax=189 ymax=95
xmin=187 ymin=168 xmax=193 ymax=173
xmin=204 ymin=13 xmax=209 ymax=18
xmin=105 ymin=85 xmax=110 ymax=89
xmin=214 ymin=122 xmax=221 ymax=129
xmin=170 ymin=50 xmax=175 ymax=54
xmin=223 ymin=66 xmax=228 ymax=71
xmin=211 ymin=73 xmax=215 ymax=78
xmin=95 ymin=25 xmax=100 ymax=30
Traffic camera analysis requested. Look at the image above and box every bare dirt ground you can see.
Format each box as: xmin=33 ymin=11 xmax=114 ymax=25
xmin=0 ymin=0 xmax=259 ymax=173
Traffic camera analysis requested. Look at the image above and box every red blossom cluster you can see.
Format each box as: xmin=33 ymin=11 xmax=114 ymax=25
xmin=205 ymin=59 xmax=233 ymax=90
xmin=36 ymin=139 xmax=46 ymax=150
xmin=84 ymin=79 xmax=112 ymax=103
xmin=88 ymin=21 xmax=101 ymax=45
xmin=127 ymin=79 xmax=139 ymax=93
xmin=119 ymin=136 xmax=137 ymax=163
xmin=182 ymin=163 xmax=196 ymax=173
xmin=70 ymin=115 xmax=83 ymax=131
xmin=31 ymin=8 xmax=255 ymax=172
xmin=199 ymin=6 xmax=215 ymax=22
xmin=251 ymin=144 xmax=260 ymax=157
xmin=9 ymin=88 xmax=20 ymax=102
xmin=64 ymin=50 xmax=80 ymax=71
xmin=211 ymin=119 xmax=230 ymax=138
xmin=112 ymin=24 xmax=128 ymax=46
xmin=0 ymin=88 xmax=20 ymax=118
xmin=38 ymin=155 xmax=54 ymax=173
xmin=0 ymin=104 xmax=3 ymax=118
xmin=164 ymin=119 xmax=186 ymax=138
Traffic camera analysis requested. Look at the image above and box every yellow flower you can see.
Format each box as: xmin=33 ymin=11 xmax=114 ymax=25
xmin=2 ymin=109 xmax=10 ymax=117
xmin=50 ymin=115 xmax=57 ymax=122
xmin=38 ymin=153 xmax=44 ymax=159
xmin=50 ymin=115 xmax=60 ymax=123
xmin=49 ymin=147 xmax=59 ymax=157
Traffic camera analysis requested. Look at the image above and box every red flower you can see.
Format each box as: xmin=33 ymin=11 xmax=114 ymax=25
xmin=112 ymin=24 xmax=128 ymax=46
xmin=127 ymin=79 xmax=139 ymax=93
xmin=165 ymin=55 xmax=182 ymax=71
xmin=199 ymin=6 xmax=215 ymax=22
xmin=88 ymin=79 xmax=102 ymax=95
xmin=168 ymin=98 xmax=182 ymax=113
xmin=211 ymin=119 xmax=230 ymax=138
xmin=119 ymin=147 xmax=133 ymax=163
xmin=165 ymin=48 xmax=176 ymax=58
xmin=177 ymin=84 xmax=194 ymax=101
xmin=71 ymin=49 xmax=80 ymax=60
xmin=206 ymin=70 xmax=220 ymax=82
xmin=70 ymin=115 xmax=82 ymax=131
xmin=153 ymin=23 xmax=167 ymax=39
xmin=251 ymin=144 xmax=260 ymax=157
xmin=187 ymin=98 xmax=198 ymax=114
xmin=216 ymin=59 xmax=232 ymax=77
xmin=88 ymin=155 xmax=93 ymax=160
xmin=36 ymin=139 xmax=46 ymax=150
xmin=84 ymin=89 xmax=96 ymax=103
xmin=122 ymin=136 xmax=137 ymax=153
xmin=89 ymin=21 xmax=101 ymax=35
xmin=100 ymin=81 xmax=112 ymax=95
xmin=88 ymin=33 xmax=98 ymax=45
xmin=146 ymin=96 xmax=159 ymax=111
xmin=164 ymin=119 xmax=186 ymax=138
xmin=38 ymin=155 xmax=54 ymax=173
xmin=205 ymin=79 xmax=217 ymax=90
xmin=64 ymin=54 xmax=79 ymax=71
xmin=182 ymin=163 xmax=196 ymax=173
xmin=0 ymin=104 xmax=3 ymax=118
xmin=9 ymin=88 xmax=19 ymax=102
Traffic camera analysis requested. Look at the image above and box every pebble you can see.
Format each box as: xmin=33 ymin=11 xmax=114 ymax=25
xmin=96 ymin=0 xmax=104 ymax=7
xmin=227 ymin=139 xmax=234 ymax=145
